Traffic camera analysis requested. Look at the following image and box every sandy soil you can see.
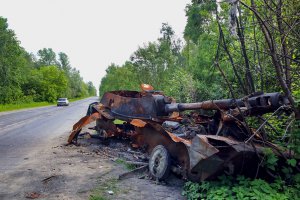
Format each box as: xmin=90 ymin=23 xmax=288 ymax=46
xmin=0 ymin=127 xmax=185 ymax=200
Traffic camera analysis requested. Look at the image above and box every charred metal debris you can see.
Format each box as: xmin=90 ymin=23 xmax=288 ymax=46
xmin=68 ymin=84 xmax=293 ymax=181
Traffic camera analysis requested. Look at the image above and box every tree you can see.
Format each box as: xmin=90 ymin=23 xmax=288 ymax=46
xmin=68 ymin=68 xmax=85 ymax=98
xmin=58 ymin=52 xmax=71 ymax=73
xmin=164 ymin=67 xmax=199 ymax=103
xmin=38 ymin=66 xmax=68 ymax=102
xmin=0 ymin=17 xmax=32 ymax=104
xmin=129 ymin=23 xmax=184 ymax=90
xmin=87 ymin=81 xmax=97 ymax=96
xmin=184 ymin=0 xmax=216 ymax=43
xmin=37 ymin=48 xmax=58 ymax=67
xmin=99 ymin=62 xmax=139 ymax=96
xmin=24 ymin=66 xmax=68 ymax=102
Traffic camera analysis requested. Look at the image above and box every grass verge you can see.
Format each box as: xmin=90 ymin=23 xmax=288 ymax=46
xmin=89 ymin=178 xmax=119 ymax=200
xmin=0 ymin=96 xmax=96 ymax=112
xmin=0 ymin=102 xmax=54 ymax=112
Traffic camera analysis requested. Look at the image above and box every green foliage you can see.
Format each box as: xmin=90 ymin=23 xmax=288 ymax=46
xmin=183 ymin=175 xmax=300 ymax=200
xmin=184 ymin=2 xmax=232 ymax=100
xmin=184 ymin=0 xmax=217 ymax=43
xmin=99 ymin=62 xmax=139 ymax=96
xmin=287 ymin=119 xmax=300 ymax=159
xmin=287 ymin=159 xmax=297 ymax=167
xmin=37 ymin=48 xmax=59 ymax=67
xmin=87 ymin=81 xmax=97 ymax=96
xmin=0 ymin=17 xmax=32 ymax=104
xmin=262 ymin=148 xmax=279 ymax=171
xmin=39 ymin=66 xmax=68 ymax=102
xmin=89 ymin=178 xmax=119 ymax=200
xmin=115 ymin=158 xmax=136 ymax=170
xmin=99 ymin=23 xmax=197 ymax=102
xmin=58 ymin=52 xmax=71 ymax=72
xmin=23 ymin=66 xmax=68 ymax=102
xmin=89 ymin=195 xmax=107 ymax=200
xmin=164 ymin=67 xmax=199 ymax=103
xmin=183 ymin=0 xmax=300 ymax=98
xmin=130 ymin=36 xmax=181 ymax=90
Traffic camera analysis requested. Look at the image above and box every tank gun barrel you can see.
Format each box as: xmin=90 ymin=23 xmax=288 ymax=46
xmin=164 ymin=92 xmax=288 ymax=114
xmin=99 ymin=90 xmax=289 ymax=120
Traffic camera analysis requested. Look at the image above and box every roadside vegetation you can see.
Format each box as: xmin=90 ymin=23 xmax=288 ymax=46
xmin=183 ymin=175 xmax=300 ymax=200
xmin=0 ymin=102 xmax=53 ymax=112
xmin=99 ymin=0 xmax=300 ymax=199
xmin=0 ymin=17 xmax=97 ymax=111
xmin=0 ymin=96 xmax=88 ymax=112
xmin=89 ymin=178 xmax=120 ymax=200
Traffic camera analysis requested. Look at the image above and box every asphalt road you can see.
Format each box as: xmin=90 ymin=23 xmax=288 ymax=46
xmin=0 ymin=97 xmax=99 ymax=171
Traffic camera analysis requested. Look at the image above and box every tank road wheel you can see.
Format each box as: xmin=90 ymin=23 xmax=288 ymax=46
xmin=149 ymin=145 xmax=171 ymax=181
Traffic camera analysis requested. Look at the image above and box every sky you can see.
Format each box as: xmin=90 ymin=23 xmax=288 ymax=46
xmin=0 ymin=0 xmax=190 ymax=91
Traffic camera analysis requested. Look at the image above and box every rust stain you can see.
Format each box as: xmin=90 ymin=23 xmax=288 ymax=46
xmin=130 ymin=119 xmax=147 ymax=127
xmin=67 ymin=112 xmax=100 ymax=143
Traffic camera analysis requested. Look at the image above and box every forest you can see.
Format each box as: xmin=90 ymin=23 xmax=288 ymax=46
xmin=0 ymin=16 xmax=97 ymax=106
xmin=99 ymin=0 xmax=300 ymax=199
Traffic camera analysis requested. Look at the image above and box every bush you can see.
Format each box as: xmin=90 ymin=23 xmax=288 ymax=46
xmin=182 ymin=175 xmax=300 ymax=200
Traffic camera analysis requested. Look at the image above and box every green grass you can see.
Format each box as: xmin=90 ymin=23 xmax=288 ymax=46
xmin=0 ymin=102 xmax=54 ymax=112
xmin=115 ymin=158 xmax=136 ymax=170
xmin=89 ymin=196 xmax=107 ymax=200
xmin=0 ymin=96 xmax=95 ymax=112
xmin=89 ymin=178 xmax=119 ymax=200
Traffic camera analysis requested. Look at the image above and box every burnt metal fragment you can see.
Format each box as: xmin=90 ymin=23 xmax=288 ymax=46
xmin=68 ymin=84 xmax=291 ymax=181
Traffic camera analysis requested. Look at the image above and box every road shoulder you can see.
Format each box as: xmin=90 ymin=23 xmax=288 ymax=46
xmin=0 ymin=129 xmax=184 ymax=200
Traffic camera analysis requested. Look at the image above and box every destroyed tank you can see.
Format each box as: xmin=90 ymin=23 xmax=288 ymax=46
xmin=68 ymin=84 xmax=290 ymax=181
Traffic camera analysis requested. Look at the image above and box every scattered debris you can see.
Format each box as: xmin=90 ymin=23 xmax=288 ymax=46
xmin=118 ymin=165 xmax=148 ymax=180
xmin=125 ymin=161 xmax=148 ymax=166
xmin=42 ymin=175 xmax=57 ymax=184
xmin=25 ymin=192 xmax=43 ymax=199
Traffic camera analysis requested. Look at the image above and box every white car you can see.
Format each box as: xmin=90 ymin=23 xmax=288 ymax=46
xmin=57 ymin=98 xmax=69 ymax=106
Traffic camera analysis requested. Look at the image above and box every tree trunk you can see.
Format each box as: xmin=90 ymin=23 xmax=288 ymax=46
xmin=216 ymin=13 xmax=247 ymax=94
xmin=236 ymin=15 xmax=255 ymax=93
xmin=276 ymin=0 xmax=292 ymax=90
